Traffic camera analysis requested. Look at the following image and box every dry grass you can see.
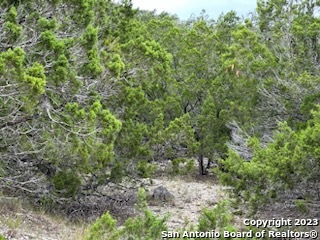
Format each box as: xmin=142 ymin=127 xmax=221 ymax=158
xmin=0 ymin=197 xmax=88 ymax=240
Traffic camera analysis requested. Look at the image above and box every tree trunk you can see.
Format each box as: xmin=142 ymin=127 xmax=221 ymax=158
xmin=198 ymin=153 xmax=204 ymax=175
xmin=206 ymin=158 xmax=211 ymax=170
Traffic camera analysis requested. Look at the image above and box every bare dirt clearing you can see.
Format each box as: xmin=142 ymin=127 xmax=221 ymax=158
xmin=145 ymin=176 xmax=227 ymax=230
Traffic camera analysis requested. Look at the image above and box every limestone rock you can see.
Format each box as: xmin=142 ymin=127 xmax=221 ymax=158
xmin=150 ymin=186 xmax=174 ymax=203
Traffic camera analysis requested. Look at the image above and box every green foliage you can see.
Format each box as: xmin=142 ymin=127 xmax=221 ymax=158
xmin=218 ymin=107 xmax=320 ymax=211
xmin=23 ymin=62 xmax=46 ymax=94
xmin=198 ymin=94 xmax=230 ymax=159
xmin=85 ymin=211 xmax=119 ymax=240
xmin=39 ymin=30 xmax=67 ymax=54
xmin=5 ymin=21 xmax=22 ymax=42
xmin=5 ymin=6 xmax=18 ymax=23
xmin=141 ymin=40 xmax=172 ymax=70
xmin=65 ymin=0 xmax=95 ymax=25
xmin=137 ymin=160 xmax=157 ymax=178
xmin=82 ymin=24 xmax=98 ymax=49
xmin=107 ymin=53 xmax=125 ymax=78
xmin=164 ymin=114 xmax=199 ymax=157
xmin=301 ymin=92 xmax=320 ymax=119
xmin=170 ymin=158 xmax=195 ymax=175
xmin=52 ymin=170 xmax=81 ymax=198
xmin=110 ymin=160 xmax=124 ymax=183
xmin=51 ymin=54 xmax=69 ymax=84
xmin=37 ymin=17 xmax=58 ymax=31
xmin=195 ymin=200 xmax=266 ymax=240
xmin=198 ymin=201 xmax=235 ymax=233
xmin=84 ymin=47 xmax=104 ymax=76
xmin=99 ymin=109 xmax=122 ymax=139
xmin=0 ymin=47 xmax=25 ymax=77
xmin=172 ymin=158 xmax=182 ymax=175
xmin=85 ymin=188 xmax=167 ymax=239
xmin=4 ymin=7 xmax=22 ymax=42
xmin=123 ymin=188 xmax=168 ymax=240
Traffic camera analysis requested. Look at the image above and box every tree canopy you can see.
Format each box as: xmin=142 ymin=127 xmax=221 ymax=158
xmin=1 ymin=0 xmax=320 ymax=225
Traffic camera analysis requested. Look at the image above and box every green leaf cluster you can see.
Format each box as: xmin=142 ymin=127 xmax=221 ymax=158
xmin=23 ymin=62 xmax=46 ymax=94
xmin=4 ymin=6 xmax=22 ymax=42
